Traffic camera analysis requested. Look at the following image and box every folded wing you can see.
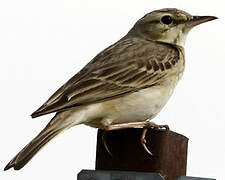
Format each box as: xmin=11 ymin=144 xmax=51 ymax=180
xmin=31 ymin=38 xmax=180 ymax=118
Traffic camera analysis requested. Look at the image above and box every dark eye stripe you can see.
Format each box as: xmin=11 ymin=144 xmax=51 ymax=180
xmin=147 ymin=20 xmax=160 ymax=24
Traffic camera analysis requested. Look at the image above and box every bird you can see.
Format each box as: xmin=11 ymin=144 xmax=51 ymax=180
xmin=4 ymin=8 xmax=217 ymax=171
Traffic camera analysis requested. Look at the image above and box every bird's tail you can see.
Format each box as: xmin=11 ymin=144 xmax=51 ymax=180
xmin=4 ymin=113 xmax=72 ymax=171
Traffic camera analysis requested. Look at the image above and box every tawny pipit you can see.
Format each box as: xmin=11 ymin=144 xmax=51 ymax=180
xmin=4 ymin=8 xmax=217 ymax=170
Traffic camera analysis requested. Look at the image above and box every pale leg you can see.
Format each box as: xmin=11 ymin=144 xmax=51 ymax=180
xmin=101 ymin=121 xmax=169 ymax=155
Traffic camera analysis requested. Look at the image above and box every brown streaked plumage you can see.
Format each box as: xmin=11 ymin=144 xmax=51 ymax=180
xmin=4 ymin=8 xmax=217 ymax=171
xmin=31 ymin=38 xmax=181 ymax=118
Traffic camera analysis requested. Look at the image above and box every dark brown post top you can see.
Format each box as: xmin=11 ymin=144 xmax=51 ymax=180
xmin=95 ymin=128 xmax=188 ymax=180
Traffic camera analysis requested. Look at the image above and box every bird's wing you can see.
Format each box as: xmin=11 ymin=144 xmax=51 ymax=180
xmin=31 ymin=38 xmax=181 ymax=118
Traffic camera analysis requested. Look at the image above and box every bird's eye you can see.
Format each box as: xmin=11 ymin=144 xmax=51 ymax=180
xmin=161 ymin=15 xmax=173 ymax=25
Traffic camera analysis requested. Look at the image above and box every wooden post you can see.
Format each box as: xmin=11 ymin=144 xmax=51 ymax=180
xmin=95 ymin=128 xmax=188 ymax=180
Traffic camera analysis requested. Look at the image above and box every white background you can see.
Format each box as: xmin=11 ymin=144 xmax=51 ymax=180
xmin=0 ymin=0 xmax=224 ymax=180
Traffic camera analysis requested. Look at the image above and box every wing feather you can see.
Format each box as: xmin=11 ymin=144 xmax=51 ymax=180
xmin=31 ymin=38 xmax=180 ymax=118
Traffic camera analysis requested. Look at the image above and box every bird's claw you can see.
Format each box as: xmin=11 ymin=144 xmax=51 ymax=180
xmin=145 ymin=122 xmax=169 ymax=131
xmin=141 ymin=128 xmax=153 ymax=155
xmin=102 ymin=130 xmax=113 ymax=156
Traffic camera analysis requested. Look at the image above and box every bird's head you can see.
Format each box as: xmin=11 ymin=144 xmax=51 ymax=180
xmin=128 ymin=8 xmax=217 ymax=47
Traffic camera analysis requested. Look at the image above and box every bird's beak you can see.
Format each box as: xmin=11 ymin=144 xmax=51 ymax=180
xmin=186 ymin=16 xmax=218 ymax=28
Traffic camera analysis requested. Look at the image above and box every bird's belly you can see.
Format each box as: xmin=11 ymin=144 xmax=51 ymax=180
xmin=96 ymin=83 xmax=176 ymax=126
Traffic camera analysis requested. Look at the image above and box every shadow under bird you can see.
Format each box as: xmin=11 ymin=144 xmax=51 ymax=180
xmin=4 ymin=8 xmax=217 ymax=171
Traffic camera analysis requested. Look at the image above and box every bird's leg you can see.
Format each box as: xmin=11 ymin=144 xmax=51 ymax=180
xmin=103 ymin=121 xmax=155 ymax=131
xmin=101 ymin=121 xmax=150 ymax=156
xmin=140 ymin=121 xmax=169 ymax=155
xmin=101 ymin=121 xmax=169 ymax=155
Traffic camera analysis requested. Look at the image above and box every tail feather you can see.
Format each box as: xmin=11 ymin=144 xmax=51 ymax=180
xmin=4 ymin=117 xmax=66 ymax=171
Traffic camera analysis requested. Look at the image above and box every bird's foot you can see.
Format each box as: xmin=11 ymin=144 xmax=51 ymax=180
xmin=141 ymin=121 xmax=169 ymax=155
xmin=101 ymin=121 xmax=169 ymax=156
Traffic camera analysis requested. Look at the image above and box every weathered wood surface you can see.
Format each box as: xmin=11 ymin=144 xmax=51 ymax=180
xmin=96 ymin=128 xmax=188 ymax=180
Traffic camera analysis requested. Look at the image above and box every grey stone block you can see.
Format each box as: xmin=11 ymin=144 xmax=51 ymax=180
xmin=78 ymin=170 xmax=164 ymax=180
xmin=77 ymin=170 xmax=216 ymax=180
